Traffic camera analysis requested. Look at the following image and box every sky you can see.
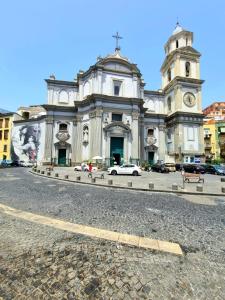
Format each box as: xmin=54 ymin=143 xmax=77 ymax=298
xmin=0 ymin=0 xmax=225 ymax=112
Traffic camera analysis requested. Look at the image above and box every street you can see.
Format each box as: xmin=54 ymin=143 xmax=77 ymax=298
xmin=0 ymin=168 xmax=225 ymax=299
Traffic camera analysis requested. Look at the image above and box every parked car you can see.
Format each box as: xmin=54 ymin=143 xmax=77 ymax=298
xmin=203 ymin=164 xmax=225 ymax=175
xmin=151 ymin=163 xmax=170 ymax=173
xmin=182 ymin=164 xmax=205 ymax=174
xmin=74 ymin=164 xmax=97 ymax=172
xmin=108 ymin=164 xmax=141 ymax=176
xmin=164 ymin=163 xmax=176 ymax=172
xmin=175 ymin=163 xmax=183 ymax=171
xmin=7 ymin=160 xmax=21 ymax=167
xmin=20 ymin=161 xmax=34 ymax=167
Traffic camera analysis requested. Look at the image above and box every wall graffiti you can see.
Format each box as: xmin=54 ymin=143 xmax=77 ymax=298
xmin=11 ymin=124 xmax=41 ymax=162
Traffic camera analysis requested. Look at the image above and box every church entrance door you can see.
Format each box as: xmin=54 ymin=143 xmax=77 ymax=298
xmin=58 ymin=149 xmax=66 ymax=165
xmin=148 ymin=151 xmax=154 ymax=165
xmin=110 ymin=137 xmax=124 ymax=166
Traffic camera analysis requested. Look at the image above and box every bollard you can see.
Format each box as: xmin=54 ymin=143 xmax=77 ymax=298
xmin=76 ymin=176 xmax=81 ymax=181
xmin=108 ymin=179 xmax=113 ymax=185
xmin=91 ymin=178 xmax=96 ymax=183
xmin=221 ymin=187 xmax=225 ymax=193
xmin=221 ymin=178 xmax=225 ymax=182
xmin=55 ymin=173 xmax=59 ymax=177
xmin=172 ymin=183 xmax=178 ymax=191
xmin=41 ymin=170 xmax=45 ymax=175
xmin=128 ymin=181 xmax=132 ymax=187
xmin=149 ymin=182 xmax=154 ymax=190
xmin=64 ymin=175 xmax=69 ymax=179
xmin=196 ymin=184 xmax=203 ymax=192
xmin=47 ymin=172 xmax=51 ymax=176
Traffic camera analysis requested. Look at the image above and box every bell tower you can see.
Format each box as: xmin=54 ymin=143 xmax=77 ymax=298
xmin=161 ymin=22 xmax=204 ymax=115
xmin=161 ymin=23 xmax=205 ymax=164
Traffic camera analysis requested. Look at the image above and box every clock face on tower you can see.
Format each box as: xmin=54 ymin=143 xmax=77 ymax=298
xmin=183 ymin=92 xmax=196 ymax=107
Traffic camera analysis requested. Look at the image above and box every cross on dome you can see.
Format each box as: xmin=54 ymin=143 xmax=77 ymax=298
xmin=112 ymin=32 xmax=123 ymax=51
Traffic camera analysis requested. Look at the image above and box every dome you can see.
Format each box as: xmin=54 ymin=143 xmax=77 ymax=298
xmin=104 ymin=49 xmax=129 ymax=62
xmin=172 ymin=22 xmax=184 ymax=35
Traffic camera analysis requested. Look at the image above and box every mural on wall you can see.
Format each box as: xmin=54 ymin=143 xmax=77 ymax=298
xmin=11 ymin=124 xmax=41 ymax=162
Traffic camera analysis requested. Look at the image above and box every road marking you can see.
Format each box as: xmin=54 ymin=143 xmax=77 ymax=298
xmin=0 ymin=203 xmax=183 ymax=256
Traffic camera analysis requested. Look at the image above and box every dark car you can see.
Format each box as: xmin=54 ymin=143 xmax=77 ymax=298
xmin=175 ymin=163 xmax=183 ymax=171
xmin=9 ymin=161 xmax=21 ymax=167
xmin=204 ymin=165 xmax=225 ymax=175
xmin=182 ymin=164 xmax=205 ymax=174
xmin=151 ymin=163 xmax=170 ymax=173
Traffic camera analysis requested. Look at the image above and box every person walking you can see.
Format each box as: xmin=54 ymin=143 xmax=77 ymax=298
xmin=88 ymin=162 xmax=93 ymax=173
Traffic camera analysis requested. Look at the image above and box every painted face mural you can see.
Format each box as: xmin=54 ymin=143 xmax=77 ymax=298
xmin=11 ymin=124 xmax=41 ymax=162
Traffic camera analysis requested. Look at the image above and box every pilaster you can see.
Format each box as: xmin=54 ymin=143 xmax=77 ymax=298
xmin=158 ymin=125 xmax=166 ymax=161
xmin=131 ymin=112 xmax=139 ymax=160
xmin=44 ymin=117 xmax=54 ymax=163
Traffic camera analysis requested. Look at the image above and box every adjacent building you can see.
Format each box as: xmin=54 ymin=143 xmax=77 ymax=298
xmin=0 ymin=109 xmax=22 ymax=161
xmin=203 ymin=102 xmax=225 ymax=162
xmin=12 ymin=23 xmax=205 ymax=166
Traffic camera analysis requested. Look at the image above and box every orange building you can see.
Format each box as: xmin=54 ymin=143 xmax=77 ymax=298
xmin=203 ymin=102 xmax=225 ymax=120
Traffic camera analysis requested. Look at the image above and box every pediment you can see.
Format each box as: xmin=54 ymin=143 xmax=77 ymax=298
xmin=104 ymin=121 xmax=131 ymax=133
xmin=103 ymin=61 xmax=132 ymax=73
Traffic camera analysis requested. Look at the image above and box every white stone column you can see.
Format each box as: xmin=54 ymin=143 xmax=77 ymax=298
xmin=158 ymin=125 xmax=166 ymax=162
xmin=131 ymin=112 xmax=139 ymax=162
xmin=44 ymin=117 xmax=54 ymax=164
xmin=74 ymin=116 xmax=82 ymax=163
xmin=71 ymin=119 xmax=77 ymax=165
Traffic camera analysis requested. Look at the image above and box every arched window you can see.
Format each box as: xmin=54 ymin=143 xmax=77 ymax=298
xmin=59 ymin=123 xmax=68 ymax=131
xmin=167 ymin=97 xmax=172 ymax=111
xmin=167 ymin=68 xmax=171 ymax=82
xmin=176 ymin=40 xmax=179 ymax=48
xmin=185 ymin=62 xmax=191 ymax=77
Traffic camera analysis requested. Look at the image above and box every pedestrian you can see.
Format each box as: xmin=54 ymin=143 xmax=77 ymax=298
xmin=81 ymin=162 xmax=85 ymax=172
xmin=89 ymin=162 xmax=93 ymax=173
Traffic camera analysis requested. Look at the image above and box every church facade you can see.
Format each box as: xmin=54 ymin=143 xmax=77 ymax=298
xmin=12 ymin=24 xmax=205 ymax=166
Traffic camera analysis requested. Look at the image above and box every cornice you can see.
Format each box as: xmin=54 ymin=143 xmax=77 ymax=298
xmin=161 ymin=46 xmax=201 ymax=72
xmin=163 ymin=76 xmax=204 ymax=94
xmin=74 ymin=94 xmax=144 ymax=108
xmin=41 ymin=104 xmax=76 ymax=112
xmin=13 ymin=115 xmax=46 ymax=124
xmin=45 ymin=79 xmax=78 ymax=87
xmin=144 ymin=90 xmax=165 ymax=96
xmin=166 ymin=111 xmax=204 ymax=126
xmin=144 ymin=113 xmax=167 ymax=119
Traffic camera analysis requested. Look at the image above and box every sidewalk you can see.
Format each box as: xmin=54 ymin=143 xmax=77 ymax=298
xmin=32 ymin=167 xmax=225 ymax=196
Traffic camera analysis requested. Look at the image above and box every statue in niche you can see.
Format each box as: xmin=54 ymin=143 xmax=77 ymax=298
xmin=83 ymin=125 xmax=89 ymax=144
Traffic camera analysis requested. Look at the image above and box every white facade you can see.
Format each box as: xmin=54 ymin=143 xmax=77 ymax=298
xmin=16 ymin=24 xmax=204 ymax=166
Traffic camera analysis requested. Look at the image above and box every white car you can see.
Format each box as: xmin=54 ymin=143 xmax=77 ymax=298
xmin=20 ymin=160 xmax=34 ymax=167
xmin=74 ymin=164 xmax=97 ymax=172
xmin=108 ymin=164 xmax=141 ymax=176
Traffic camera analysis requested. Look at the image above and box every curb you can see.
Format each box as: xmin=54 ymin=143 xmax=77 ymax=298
xmin=30 ymin=171 xmax=225 ymax=197
xmin=0 ymin=203 xmax=183 ymax=256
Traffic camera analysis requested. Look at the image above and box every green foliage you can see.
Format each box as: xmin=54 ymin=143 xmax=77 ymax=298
xmin=211 ymin=158 xmax=225 ymax=165
xmin=141 ymin=160 xmax=151 ymax=171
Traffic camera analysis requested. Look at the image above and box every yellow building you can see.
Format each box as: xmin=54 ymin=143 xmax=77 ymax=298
xmin=204 ymin=117 xmax=225 ymax=162
xmin=0 ymin=112 xmax=14 ymax=161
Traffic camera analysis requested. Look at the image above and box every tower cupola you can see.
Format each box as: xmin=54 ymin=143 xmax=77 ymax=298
xmin=164 ymin=22 xmax=193 ymax=55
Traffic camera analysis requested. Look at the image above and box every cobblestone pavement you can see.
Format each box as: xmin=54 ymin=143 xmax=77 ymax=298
xmin=0 ymin=168 xmax=225 ymax=299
